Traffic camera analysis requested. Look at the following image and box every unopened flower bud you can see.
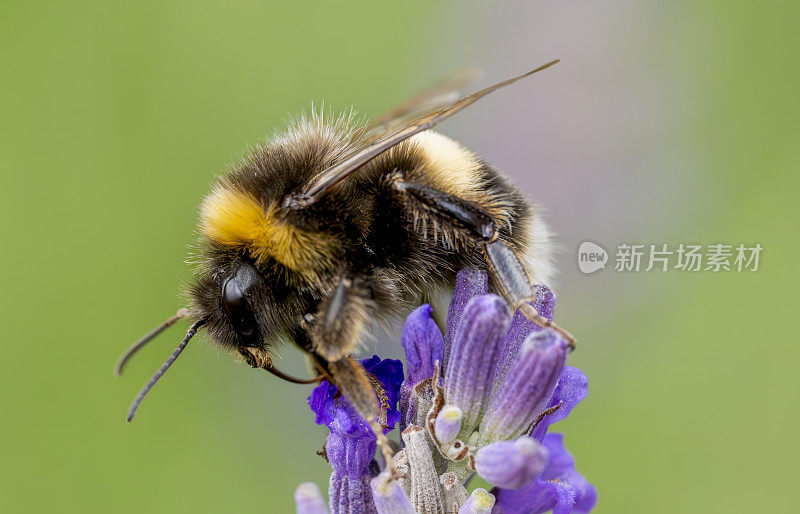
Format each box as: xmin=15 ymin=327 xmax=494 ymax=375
xmin=434 ymin=404 xmax=463 ymax=444
xmin=458 ymin=488 xmax=495 ymax=514
xmin=481 ymin=328 xmax=567 ymax=441
xmin=475 ymin=437 xmax=548 ymax=490
xmin=443 ymin=268 xmax=489 ymax=370
xmin=294 ymin=482 xmax=329 ymax=514
xmin=445 ymin=295 xmax=511 ymax=435
xmin=400 ymin=305 xmax=444 ymax=431
xmin=493 ymin=285 xmax=556 ymax=389
xmin=370 ymin=472 xmax=415 ymax=514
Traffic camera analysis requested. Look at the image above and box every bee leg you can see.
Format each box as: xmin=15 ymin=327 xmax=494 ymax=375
xmin=392 ymin=178 xmax=499 ymax=243
xmin=365 ymin=368 xmax=391 ymax=429
xmin=393 ymin=180 xmax=576 ymax=348
xmin=482 ymin=240 xmax=576 ymax=349
xmin=330 ymin=357 xmax=398 ymax=477
xmin=309 ymin=275 xmax=374 ymax=362
xmin=303 ymin=279 xmax=397 ymax=473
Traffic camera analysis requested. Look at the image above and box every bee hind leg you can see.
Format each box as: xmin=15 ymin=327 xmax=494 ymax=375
xmin=392 ymin=178 xmax=499 ymax=245
xmin=483 ymin=240 xmax=576 ymax=349
xmin=392 ymin=179 xmax=576 ymax=349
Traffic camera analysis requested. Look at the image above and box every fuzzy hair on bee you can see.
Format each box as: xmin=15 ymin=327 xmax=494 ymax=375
xmin=117 ymin=61 xmax=570 ymax=445
xmin=194 ymin=110 xmax=551 ymax=351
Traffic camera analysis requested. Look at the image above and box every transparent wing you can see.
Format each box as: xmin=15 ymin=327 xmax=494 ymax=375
xmin=283 ymin=60 xmax=560 ymax=211
xmin=366 ymin=67 xmax=484 ymax=138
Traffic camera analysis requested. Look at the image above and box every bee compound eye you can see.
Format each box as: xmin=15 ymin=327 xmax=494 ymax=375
xmin=222 ymin=276 xmax=259 ymax=343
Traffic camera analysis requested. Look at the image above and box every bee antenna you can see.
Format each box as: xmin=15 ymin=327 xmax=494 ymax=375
xmin=125 ymin=318 xmax=207 ymax=422
xmin=115 ymin=308 xmax=192 ymax=377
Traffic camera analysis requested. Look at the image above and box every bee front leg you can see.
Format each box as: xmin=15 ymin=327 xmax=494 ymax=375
xmin=328 ymin=356 xmax=397 ymax=476
xmin=308 ymin=275 xmax=375 ymax=362
xmin=305 ymin=276 xmax=398 ymax=474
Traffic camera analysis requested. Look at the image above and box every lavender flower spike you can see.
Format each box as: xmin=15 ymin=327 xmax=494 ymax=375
xmin=458 ymin=488 xmax=495 ymax=514
xmin=474 ymin=437 xmax=548 ymax=490
xmin=434 ymin=405 xmax=463 ymax=444
xmin=445 ymin=295 xmax=511 ymax=435
xmin=531 ymin=366 xmax=589 ymax=442
xmin=370 ymin=472 xmax=415 ymax=514
xmin=297 ymin=269 xmax=596 ymax=513
xmin=295 ymin=482 xmax=329 ymax=514
xmin=480 ymin=328 xmax=567 ymax=442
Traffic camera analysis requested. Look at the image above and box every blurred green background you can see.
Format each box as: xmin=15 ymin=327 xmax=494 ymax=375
xmin=1 ymin=1 xmax=798 ymax=512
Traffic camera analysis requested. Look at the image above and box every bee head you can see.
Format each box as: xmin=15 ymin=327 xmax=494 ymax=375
xmin=187 ymin=255 xmax=305 ymax=353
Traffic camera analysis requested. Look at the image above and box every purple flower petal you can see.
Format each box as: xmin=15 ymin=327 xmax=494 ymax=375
xmin=308 ymin=356 xmax=404 ymax=435
xmin=475 ymin=437 xmax=548 ymax=490
xmin=539 ymin=433 xmax=597 ymax=513
xmin=492 ymin=434 xmax=596 ymax=514
xmin=531 ymin=366 xmax=589 ymax=442
xmin=492 ymin=480 xmax=571 ymax=514
xmin=294 ymin=482 xmax=329 ymax=514
xmin=329 ymin=472 xmax=377 ymax=514
xmin=401 ymin=304 xmax=444 ymax=385
xmin=443 ymin=268 xmax=488 ymax=371
xmin=493 ymin=285 xmax=556 ymax=389
xmin=361 ymin=356 xmax=405 ymax=431
xmin=308 ymin=379 xmax=339 ymax=429
xmin=370 ymin=472 xmax=415 ymax=514
xmin=399 ymin=305 xmax=444 ymax=431
xmin=481 ymin=329 xmax=567 ymax=441
xmin=326 ymin=429 xmax=377 ymax=479
xmin=444 ymin=295 xmax=511 ymax=434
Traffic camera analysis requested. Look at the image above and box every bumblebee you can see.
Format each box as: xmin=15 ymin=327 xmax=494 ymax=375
xmin=117 ymin=60 xmax=572 ymax=450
